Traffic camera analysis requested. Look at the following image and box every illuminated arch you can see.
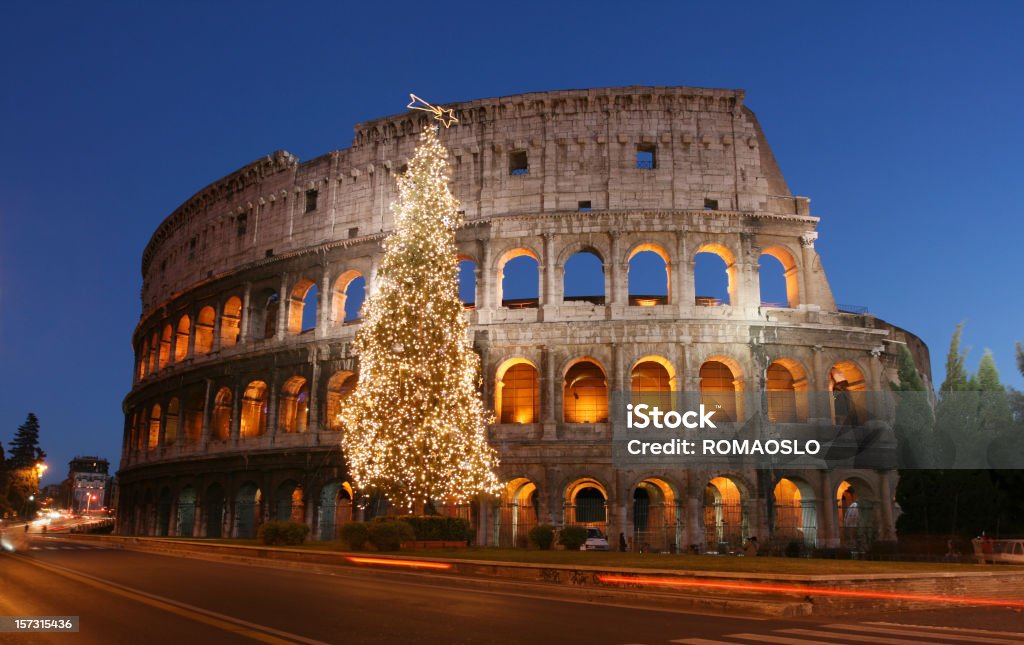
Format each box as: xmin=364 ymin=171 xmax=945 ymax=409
xmin=158 ymin=324 xmax=172 ymax=369
xmin=563 ymin=358 xmax=608 ymax=423
xmin=699 ymin=357 xmax=743 ymax=422
xmin=212 ymin=387 xmax=232 ymax=441
xmin=325 ymin=371 xmax=357 ymax=431
xmin=835 ymin=477 xmax=879 ymax=548
xmin=165 ymin=398 xmax=180 ymax=446
xmin=498 ymin=477 xmax=540 ymax=548
xmin=703 ymin=476 xmax=747 ymax=552
xmin=829 ymin=360 xmax=868 ymax=426
xmin=147 ymin=332 xmax=158 ymax=375
xmin=495 ymin=358 xmax=540 ymax=424
xmin=496 ymin=247 xmax=540 ymax=308
xmin=631 ymin=357 xmax=676 ymax=410
xmin=564 ymin=477 xmax=608 ymax=528
xmin=220 ymin=296 xmax=242 ymax=348
xmin=148 ymin=404 xmax=162 ymax=451
xmin=279 ymin=376 xmax=310 ymax=434
xmin=175 ymin=315 xmax=190 ymax=362
xmin=240 ymin=380 xmax=268 ymax=438
xmin=760 ymin=246 xmax=800 ymax=308
xmin=274 ymin=480 xmax=304 ymax=523
xmin=183 ymin=392 xmax=204 ymax=444
xmin=318 ymin=481 xmax=355 ymax=540
xmin=628 ymin=243 xmax=671 ymax=306
xmin=773 ymin=477 xmax=818 ymax=546
xmin=694 ymin=242 xmax=737 ymax=306
xmin=766 ymin=358 xmax=809 ymax=423
xmin=194 ymin=306 xmax=215 ymax=355
xmin=632 ymin=477 xmax=680 ymax=553
xmin=288 ymin=278 xmax=317 ymax=335
xmin=332 ymin=270 xmax=365 ymax=323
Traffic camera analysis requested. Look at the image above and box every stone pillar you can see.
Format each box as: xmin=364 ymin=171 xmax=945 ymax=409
xmin=686 ymin=472 xmax=704 ymax=551
xmin=200 ymin=379 xmax=213 ymax=452
xmin=799 ymin=232 xmax=818 ymax=307
xmin=607 ymin=232 xmax=621 ymax=306
xmin=308 ymin=352 xmax=321 ymax=441
xmin=810 ymin=345 xmax=830 ymax=424
xmin=317 ymin=266 xmax=331 ymax=337
xmin=541 ymin=346 xmax=557 ymax=439
xmin=540 ymin=233 xmax=555 ymax=318
xmin=478 ymin=239 xmax=492 ymax=315
xmin=211 ymin=301 xmax=223 ymax=353
xmin=156 ymin=402 xmax=167 ymax=456
xmin=276 ymin=274 xmax=289 ymax=341
xmin=878 ymin=470 xmax=896 ymax=541
xmin=820 ymin=470 xmax=839 ymax=548
xmin=239 ymin=282 xmax=252 ymax=344
xmin=186 ymin=307 xmax=197 ymax=360
xmin=230 ymin=383 xmax=242 ymax=446
xmin=267 ymin=372 xmax=280 ymax=443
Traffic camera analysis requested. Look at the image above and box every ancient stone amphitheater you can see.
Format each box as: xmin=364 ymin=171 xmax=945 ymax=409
xmin=119 ymin=86 xmax=929 ymax=553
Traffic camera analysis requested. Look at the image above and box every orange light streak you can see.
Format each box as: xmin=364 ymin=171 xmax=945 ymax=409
xmin=595 ymin=575 xmax=1024 ymax=609
xmin=346 ymin=556 xmax=452 ymax=570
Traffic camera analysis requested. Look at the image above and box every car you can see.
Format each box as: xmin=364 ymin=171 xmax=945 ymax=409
xmin=580 ymin=528 xmax=610 ymax=551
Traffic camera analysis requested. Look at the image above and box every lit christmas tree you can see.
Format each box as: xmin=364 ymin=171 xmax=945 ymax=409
xmin=340 ymin=113 xmax=500 ymax=511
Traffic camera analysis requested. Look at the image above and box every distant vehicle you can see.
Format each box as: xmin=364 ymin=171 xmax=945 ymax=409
xmin=580 ymin=528 xmax=610 ymax=551
xmin=972 ymin=538 xmax=1024 ymax=564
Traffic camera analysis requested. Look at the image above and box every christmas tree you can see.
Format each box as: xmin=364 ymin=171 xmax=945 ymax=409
xmin=340 ymin=119 xmax=500 ymax=511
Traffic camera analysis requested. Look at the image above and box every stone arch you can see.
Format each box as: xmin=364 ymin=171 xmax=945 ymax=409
xmin=183 ymin=391 xmax=204 ymax=443
xmin=288 ymin=277 xmax=318 ymax=335
xmin=829 ymin=360 xmax=869 ymax=426
xmin=273 ymin=480 xmax=305 ymax=523
xmin=563 ymin=477 xmax=608 ymax=531
xmin=317 ymin=481 xmax=354 ymax=540
xmin=331 ymin=270 xmax=365 ymax=323
xmin=497 ymin=477 xmax=540 ymax=547
xmin=204 ymin=483 xmax=226 ymax=538
xmin=148 ymin=404 xmax=161 ymax=451
xmin=279 ymin=376 xmax=310 ymax=434
xmin=703 ymin=475 xmax=748 ymax=552
xmin=627 ymin=243 xmax=671 ymax=306
xmin=699 ymin=357 xmax=744 ymax=422
xmin=175 ymin=315 xmax=191 ymax=362
xmin=495 ymin=358 xmax=540 ymax=424
xmin=251 ymin=288 xmax=280 ymax=340
xmin=766 ymin=358 xmax=810 ymax=423
xmin=234 ymin=481 xmax=262 ymax=538
xmin=693 ymin=242 xmax=737 ymax=306
xmin=325 ymin=371 xmax=357 ymax=431
xmin=158 ymin=324 xmax=172 ymax=369
xmin=220 ymin=296 xmax=242 ymax=347
xmin=563 ymin=358 xmax=608 ymax=423
xmin=772 ymin=476 xmax=818 ymax=546
xmin=458 ymin=256 xmax=477 ymax=308
xmin=760 ymin=245 xmax=800 ymax=308
xmin=165 ymin=397 xmax=180 ymax=446
xmin=156 ymin=486 xmax=173 ymax=536
xmin=495 ymin=247 xmax=540 ymax=308
xmin=631 ymin=356 xmax=676 ymax=410
xmin=561 ymin=247 xmax=605 ymax=304
xmin=240 ymin=380 xmax=268 ymax=438
xmin=194 ymin=306 xmax=216 ymax=354
xmin=835 ymin=476 xmax=879 ymax=549
xmin=176 ymin=485 xmax=196 ymax=537
xmin=147 ymin=331 xmax=158 ymax=375
xmin=212 ymin=387 xmax=232 ymax=441
xmin=632 ymin=477 xmax=681 ymax=553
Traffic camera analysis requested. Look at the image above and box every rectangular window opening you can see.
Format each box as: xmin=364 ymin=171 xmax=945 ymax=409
xmin=348 ymin=227 xmax=359 ymax=239
xmin=704 ymin=198 xmax=719 ymax=211
xmin=305 ymin=189 xmax=319 ymax=213
xmin=578 ymin=200 xmax=592 ymax=212
xmin=636 ymin=144 xmax=656 ymax=169
xmin=236 ymin=214 xmax=247 ymax=237
xmin=509 ymin=151 xmax=528 ymax=175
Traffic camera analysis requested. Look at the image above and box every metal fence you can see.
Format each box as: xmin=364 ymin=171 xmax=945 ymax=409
xmin=494 ymin=502 xmax=539 ymax=548
xmin=703 ymin=501 xmax=746 ymax=553
xmin=773 ymin=501 xmax=818 ymax=546
xmin=633 ymin=500 xmax=681 ymax=553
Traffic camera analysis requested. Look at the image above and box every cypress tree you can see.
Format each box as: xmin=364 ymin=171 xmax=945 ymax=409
xmin=8 ymin=413 xmax=45 ymax=469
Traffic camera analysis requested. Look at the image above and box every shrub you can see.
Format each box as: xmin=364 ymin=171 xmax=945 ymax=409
xmin=258 ymin=520 xmax=310 ymax=546
xmin=784 ymin=540 xmax=805 ymax=558
xmin=397 ymin=515 xmax=472 ymax=542
xmin=339 ymin=522 xmax=369 ymax=550
xmin=368 ymin=519 xmax=416 ymax=551
xmin=528 ymin=524 xmax=555 ymax=550
xmin=557 ymin=526 xmax=587 ymax=551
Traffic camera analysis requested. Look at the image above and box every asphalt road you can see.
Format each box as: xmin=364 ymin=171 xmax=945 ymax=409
xmin=2 ymin=535 xmax=1024 ymax=644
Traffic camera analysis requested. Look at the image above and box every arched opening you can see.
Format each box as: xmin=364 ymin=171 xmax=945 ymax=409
xmin=158 ymin=324 xmax=172 ymax=369
xmin=250 ymin=290 xmax=280 ymax=340
xmin=194 ymin=306 xmax=215 ymax=355
xmin=694 ymin=243 xmax=736 ymax=306
xmin=458 ymin=259 xmax=477 ymax=308
xmin=325 ymin=371 xmax=356 ymax=431
xmin=274 ymin=481 xmax=304 ymax=523
xmin=700 ymin=358 xmax=741 ymax=422
xmin=830 ymin=361 xmax=868 ymax=426
xmin=628 ymin=244 xmax=670 ymax=306
xmin=332 ymin=271 xmax=366 ymax=323
xmin=564 ymin=479 xmax=607 ymax=535
xmin=563 ymin=250 xmax=604 ymax=305
xmin=288 ymin=279 xmax=317 ymax=335
xmin=174 ymin=315 xmax=190 ymax=362
xmin=184 ymin=392 xmax=204 ymax=444
xmin=760 ymin=247 xmax=799 ymax=308
xmin=176 ymin=486 xmax=196 ymax=537
xmin=317 ymin=481 xmax=354 ymax=540
xmin=563 ymin=359 xmax=608 ymax=423
xmin=148 ymin=404 xmax=161 ymax=451
xmin=204 ymin=483 xmax=225 ymax=538
xmin=220 ymin=296 xmax=242 ymax=348
xmin=497 ymin=478 xmax=539 ymax=548
xmin=279 ymin=376 xmax=310 ymax=434
xmin=234 ymin=483 xmax=262 ymax=538
xmin=147 ymin=332 xmax=158 ymax=374
xmin=773 ymin=477 xmax=817 ymax=546
xmin=165 ymin=398 xmax=179 ymax=446
xmin=631 ymin=357 xmax=675 ymax=410
xmin=212 ymin=387 xmax=232 ymax=442
xmin=136 ymin=344 xmax=146 ymax=381
xmin=157 ymin=487 xmax=172 ymax=537
xmin=703 ymin=476 xmax=746 ymax=552
xmin=135 ymin=408 xmax=147 ymax=453
xmin=495 ymin=359 xmax=539 ymax=424
xmin=836 ymin=479 xmax=878 ymax=550
xmin=497 ymin=248 xmax=539 ymax=309
xmin=632 ymin=478 xmax=680 ymax=553
xmin=766 ymin=359 xmax=809 ymax=423
xmin=240 ymin=381 xmax=268 ymax=438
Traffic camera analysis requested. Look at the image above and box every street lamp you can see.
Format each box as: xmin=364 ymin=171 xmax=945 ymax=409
xmin=86 ymin=494 xmax=97 ymax=515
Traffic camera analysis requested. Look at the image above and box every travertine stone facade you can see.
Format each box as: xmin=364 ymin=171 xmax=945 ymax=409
xmin=119 ymin=87 xmax=929 ymax=552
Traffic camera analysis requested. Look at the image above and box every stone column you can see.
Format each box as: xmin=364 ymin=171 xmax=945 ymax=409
xmin=541 ymin=346 xmax=557 ymax=440
xmin=878 ymin=470 xmax=896 ymax=541
xmin=230 ymin=383 xmax=242 ymax=446
xmin=540 ymin=233 xmax=555 ymax=319
xmin=276 ymin=273 xmax=289 ymax=341
xmin=211 ymin=301 xmax=223 ymax=353
xmin=317 ymin=266 xmax=331 ymax=337
xmin=239 ymin=282 xmax=252 ymax=344
xmin=186 ymin=307 xmax=197 ymax=360
xmin=267 ymin=371 xmax=280 ymax=443
xmin=308 ymin=352 xmax=321 ymax=441
xmin=810 ymin=345 xmax=830 ymax=424
xmin=478 ymin=239 xmax=492 ymax=314
xmin=607 ymin=232 xmax=621 ymax=306
xmin=200 ymin=379 xmax=213 ymax=452
xmin=799 ymin=232 xmax=818 ymax=307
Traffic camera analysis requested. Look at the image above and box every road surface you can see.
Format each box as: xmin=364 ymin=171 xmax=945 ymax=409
xmin=2 ymin=535 xmax=1023 ymax=644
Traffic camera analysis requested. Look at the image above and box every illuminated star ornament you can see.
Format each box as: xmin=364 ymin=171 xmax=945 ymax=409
xmin=407 ymin=93 xmax=459 ymax=128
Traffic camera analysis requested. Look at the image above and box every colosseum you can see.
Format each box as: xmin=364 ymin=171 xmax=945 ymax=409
xmin=118 ymin=85 xmax=930 ymax=554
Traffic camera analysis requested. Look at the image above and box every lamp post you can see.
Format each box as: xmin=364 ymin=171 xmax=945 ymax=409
xmin=86 ymin=494 xmax=96 ymax=516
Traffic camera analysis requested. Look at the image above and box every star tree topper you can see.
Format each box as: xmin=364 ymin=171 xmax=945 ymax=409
xmin=407 ymin=93 xmax=458 ymax=128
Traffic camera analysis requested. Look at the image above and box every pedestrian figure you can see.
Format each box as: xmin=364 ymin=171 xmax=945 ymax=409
xmin=981 ymin=531 xmax=994 ymax=564
xmin=618 ymin=532 xmax=627 ymax=552
xmin=743 ymin=536 xmax=758 ymax=557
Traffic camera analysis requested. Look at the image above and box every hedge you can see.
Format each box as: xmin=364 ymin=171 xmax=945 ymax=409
xmin=257 ymin=521 xmax=310 ymax=546
xmin=367 ymin=519 xmax=416 ymax=551
xmin=557 ymin=526 xmax=587 ymax=551
xmin=528 ymin=524 xmax=555 ymax=550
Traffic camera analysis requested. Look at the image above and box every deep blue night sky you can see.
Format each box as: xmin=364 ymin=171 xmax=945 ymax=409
xmin=2 ymin=2 xmax=1022 ymax=485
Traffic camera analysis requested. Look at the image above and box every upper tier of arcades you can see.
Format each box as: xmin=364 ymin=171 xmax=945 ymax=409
xmin=140 ymin=86 xmax=809 ymax=313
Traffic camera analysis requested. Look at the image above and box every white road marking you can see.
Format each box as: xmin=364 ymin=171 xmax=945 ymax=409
xmin=867 ymin=621 xmax=1024 ymax=639
xmin=822 ymin=623 xmax=1024 ymax=645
